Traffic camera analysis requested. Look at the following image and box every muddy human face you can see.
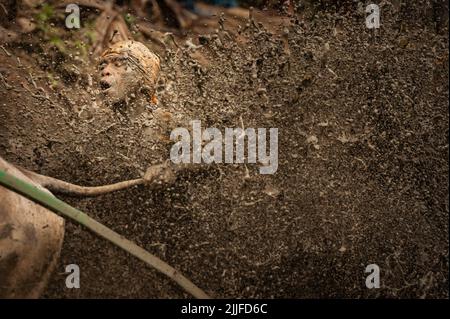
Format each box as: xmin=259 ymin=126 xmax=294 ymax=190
xmin=98 ymin=55 xmax=139 ymax=104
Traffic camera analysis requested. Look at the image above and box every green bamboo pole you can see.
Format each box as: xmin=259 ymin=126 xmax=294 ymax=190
xmin=0 ymin=169 xmax=210 ymax=299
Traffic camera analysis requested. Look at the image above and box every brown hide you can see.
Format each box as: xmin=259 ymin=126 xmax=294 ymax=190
xmin=0 ymin=157 xmax=65 ymax=298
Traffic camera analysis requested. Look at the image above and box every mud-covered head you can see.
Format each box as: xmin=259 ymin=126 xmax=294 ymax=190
xmin=98 ymin=40 xmax=160 ymax=105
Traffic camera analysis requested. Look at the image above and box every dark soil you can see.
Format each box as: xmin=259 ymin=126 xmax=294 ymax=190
xmin=0 ymin=1 xmax=448 ymax=298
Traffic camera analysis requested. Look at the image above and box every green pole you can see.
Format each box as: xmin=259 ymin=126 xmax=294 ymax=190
xmin=0 ymin=169 xmax=210 ymax=299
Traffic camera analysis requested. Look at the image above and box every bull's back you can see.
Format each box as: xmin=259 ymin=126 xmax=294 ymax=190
xmin=0 ymin=157 xmax=64 ymax=298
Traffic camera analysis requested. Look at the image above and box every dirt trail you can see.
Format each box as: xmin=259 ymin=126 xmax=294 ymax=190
xmin=0 ymin=2 xmax=448 ymax=298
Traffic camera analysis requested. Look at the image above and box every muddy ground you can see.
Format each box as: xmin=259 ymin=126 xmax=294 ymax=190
xmin=0 ymin=1 xmax=448 ymax=298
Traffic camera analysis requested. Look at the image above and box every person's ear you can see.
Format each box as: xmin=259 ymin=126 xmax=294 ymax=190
xmin=139 ymin=84 xmax=157 ymax=104
xmin=140 ymin=85 xmax=153 ymax=96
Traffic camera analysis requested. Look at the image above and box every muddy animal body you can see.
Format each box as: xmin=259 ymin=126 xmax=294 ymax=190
xmin=0 ymin=156 xmax=175 ymax=298
xmin=0 ymin=157 xmax=65 ymax=298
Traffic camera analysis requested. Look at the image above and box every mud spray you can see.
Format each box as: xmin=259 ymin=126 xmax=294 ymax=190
xmin=0 ymin=2 xmax=448 ymax=298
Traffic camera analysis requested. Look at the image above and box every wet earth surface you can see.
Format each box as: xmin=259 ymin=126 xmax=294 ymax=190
xmin=0 ymin=1 xmax=448 ymax=298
